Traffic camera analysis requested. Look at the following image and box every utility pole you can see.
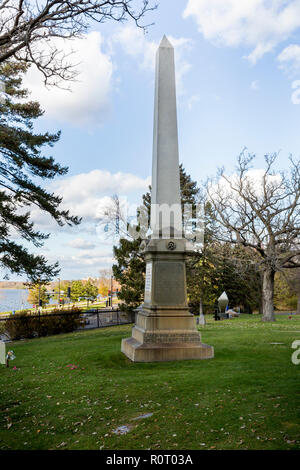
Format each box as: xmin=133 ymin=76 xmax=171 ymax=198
xmin=58 ymin=278 xmax=60 ymax=308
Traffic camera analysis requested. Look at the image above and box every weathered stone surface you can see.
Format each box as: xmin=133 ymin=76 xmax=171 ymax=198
xmin=153 ymin=262 xmax=185 ymax=305
xmin=142 ymin=332 xmax=201 ymax=344
xmin=122 ymin=337 xmax=214 ymax=362
xmin=151 ymin=36 xmax=181 ymax=230
xmin=121 ymin=36 xmax=214 ymax=362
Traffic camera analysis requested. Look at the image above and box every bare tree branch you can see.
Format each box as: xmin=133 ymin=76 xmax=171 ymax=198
xmin=0 ymin=0 xmax=157 ymax=84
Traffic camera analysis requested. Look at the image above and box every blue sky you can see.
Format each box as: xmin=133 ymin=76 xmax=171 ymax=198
xmin=6 ymin=0 xmax=300 ymax=281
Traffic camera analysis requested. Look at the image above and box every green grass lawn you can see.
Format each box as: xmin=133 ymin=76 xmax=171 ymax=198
xmin=0 ymin=315 xmax=299 ymax=450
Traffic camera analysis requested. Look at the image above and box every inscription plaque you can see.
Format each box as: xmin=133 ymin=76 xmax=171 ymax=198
xmin=154 ymin=262 xmax=185 ymax=305
xmin=144 ymin=262 xmax=152 ymax=302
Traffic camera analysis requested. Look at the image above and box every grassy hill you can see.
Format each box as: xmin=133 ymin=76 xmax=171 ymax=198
xmin=0 ymin=315 xmax=299 ymax=450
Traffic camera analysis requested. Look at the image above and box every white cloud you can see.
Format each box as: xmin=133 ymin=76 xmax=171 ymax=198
xmin=112 ymin=26 xmax=157 ymax=69
xmin=112 ymin=26 xmax=193 ymax=94
xmin=23 ymin=32 xmax=113 ymax=126
xmin=30 ymin=169 xmax=150 ymax=231
xmin=68 ymin=238 xmax=96 ymax=250
xmin=52 ymin=169 xmax=150 ymax=211
xmin=291 ymin=80 xmax=300 ymax=104
xmin=45 ymin=249 xmax=114 ymax=274
xmin=208 ymin=168 xmax=282 ymax=202
xmin=277 ymin=44 xmax=300 ymax=75
xmin=251 ymin=80 xmax=260 ymax=91
xmin=183 ymin=0 xmax=300 ymax=63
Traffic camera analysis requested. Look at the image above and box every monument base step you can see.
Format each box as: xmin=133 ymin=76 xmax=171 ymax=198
xmin=121 ymin=337 xmax=214 ymax=362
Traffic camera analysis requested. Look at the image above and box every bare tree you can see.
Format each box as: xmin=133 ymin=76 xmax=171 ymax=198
xmin=0 ymin=0 xmax=156 ymax=84
xmin=206 ymin=150 xmax=300 ymax=321
xmin=98 ymin=193 xmax=149 ymax=241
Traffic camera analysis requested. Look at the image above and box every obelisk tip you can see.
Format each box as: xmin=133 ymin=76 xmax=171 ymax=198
xmin=159 ymin=35 xmax=173 ymax=48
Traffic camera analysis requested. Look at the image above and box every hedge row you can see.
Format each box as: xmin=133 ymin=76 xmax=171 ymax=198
xmin=3 ymin=307 xmax=84 ymax=340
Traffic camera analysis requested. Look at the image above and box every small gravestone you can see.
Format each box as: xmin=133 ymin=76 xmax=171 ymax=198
xmin=199 ymin=313 xmax=206 ymax=325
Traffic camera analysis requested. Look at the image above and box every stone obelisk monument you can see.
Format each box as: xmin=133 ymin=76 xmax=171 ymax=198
xmin=121 ymin=36 xmax=214 ymax=362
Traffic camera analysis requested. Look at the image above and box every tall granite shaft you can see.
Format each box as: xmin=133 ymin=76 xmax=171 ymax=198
xmin=151 ymin=36 xmax=181 ymax=238
xmin=121 ymin=36 xmax=214 ymax=362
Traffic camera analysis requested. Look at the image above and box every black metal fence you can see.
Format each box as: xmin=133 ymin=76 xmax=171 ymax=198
xmin=79 ymin=308 xmax=135 ymax=330
xmin=0 ymin=308 xmax=135 ymax=342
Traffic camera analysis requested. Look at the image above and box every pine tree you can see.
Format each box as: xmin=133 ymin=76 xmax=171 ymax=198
xmin=70 ymin=281 xmax=85 ymax=302
xmin=0 ymin=61 xmax=80 ymax=281
xmin=113 ymin=238 xmax=145 ymax=312
xmin=179 ymin=164 xmax=200 ymax=205
xmin=84 ymin=280 xmax=98 ymax=301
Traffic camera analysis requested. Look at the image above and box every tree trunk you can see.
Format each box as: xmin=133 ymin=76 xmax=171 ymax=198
xmin=262 ymin=269 xmax=275 ymax=322
xmin=297 ymin=292 xmax=300 ymax=315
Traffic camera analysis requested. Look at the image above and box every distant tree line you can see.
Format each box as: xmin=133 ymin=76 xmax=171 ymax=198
xmin=27 ymin=279 xmax=99 ymax=305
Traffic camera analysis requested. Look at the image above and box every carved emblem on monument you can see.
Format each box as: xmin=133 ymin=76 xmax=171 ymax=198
xmin=166 ymin=241 xmax=176 ymax=251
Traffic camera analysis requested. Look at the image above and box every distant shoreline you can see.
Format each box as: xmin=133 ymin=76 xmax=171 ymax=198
xmin=0 ymin=287 xmax=27 ymax=290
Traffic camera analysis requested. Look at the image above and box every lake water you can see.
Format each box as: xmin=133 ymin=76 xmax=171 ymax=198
xmin=0 ymin=289 xmax=57 ymax=313
xmin=0 ymin=289 xmax=31 ymax=312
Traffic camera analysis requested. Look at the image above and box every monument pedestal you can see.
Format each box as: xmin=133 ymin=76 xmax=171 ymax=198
xmin=121 ymin=239 xmax=214 ymax=362
xmin=121 ymin=315 xmax=214 ymax=362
